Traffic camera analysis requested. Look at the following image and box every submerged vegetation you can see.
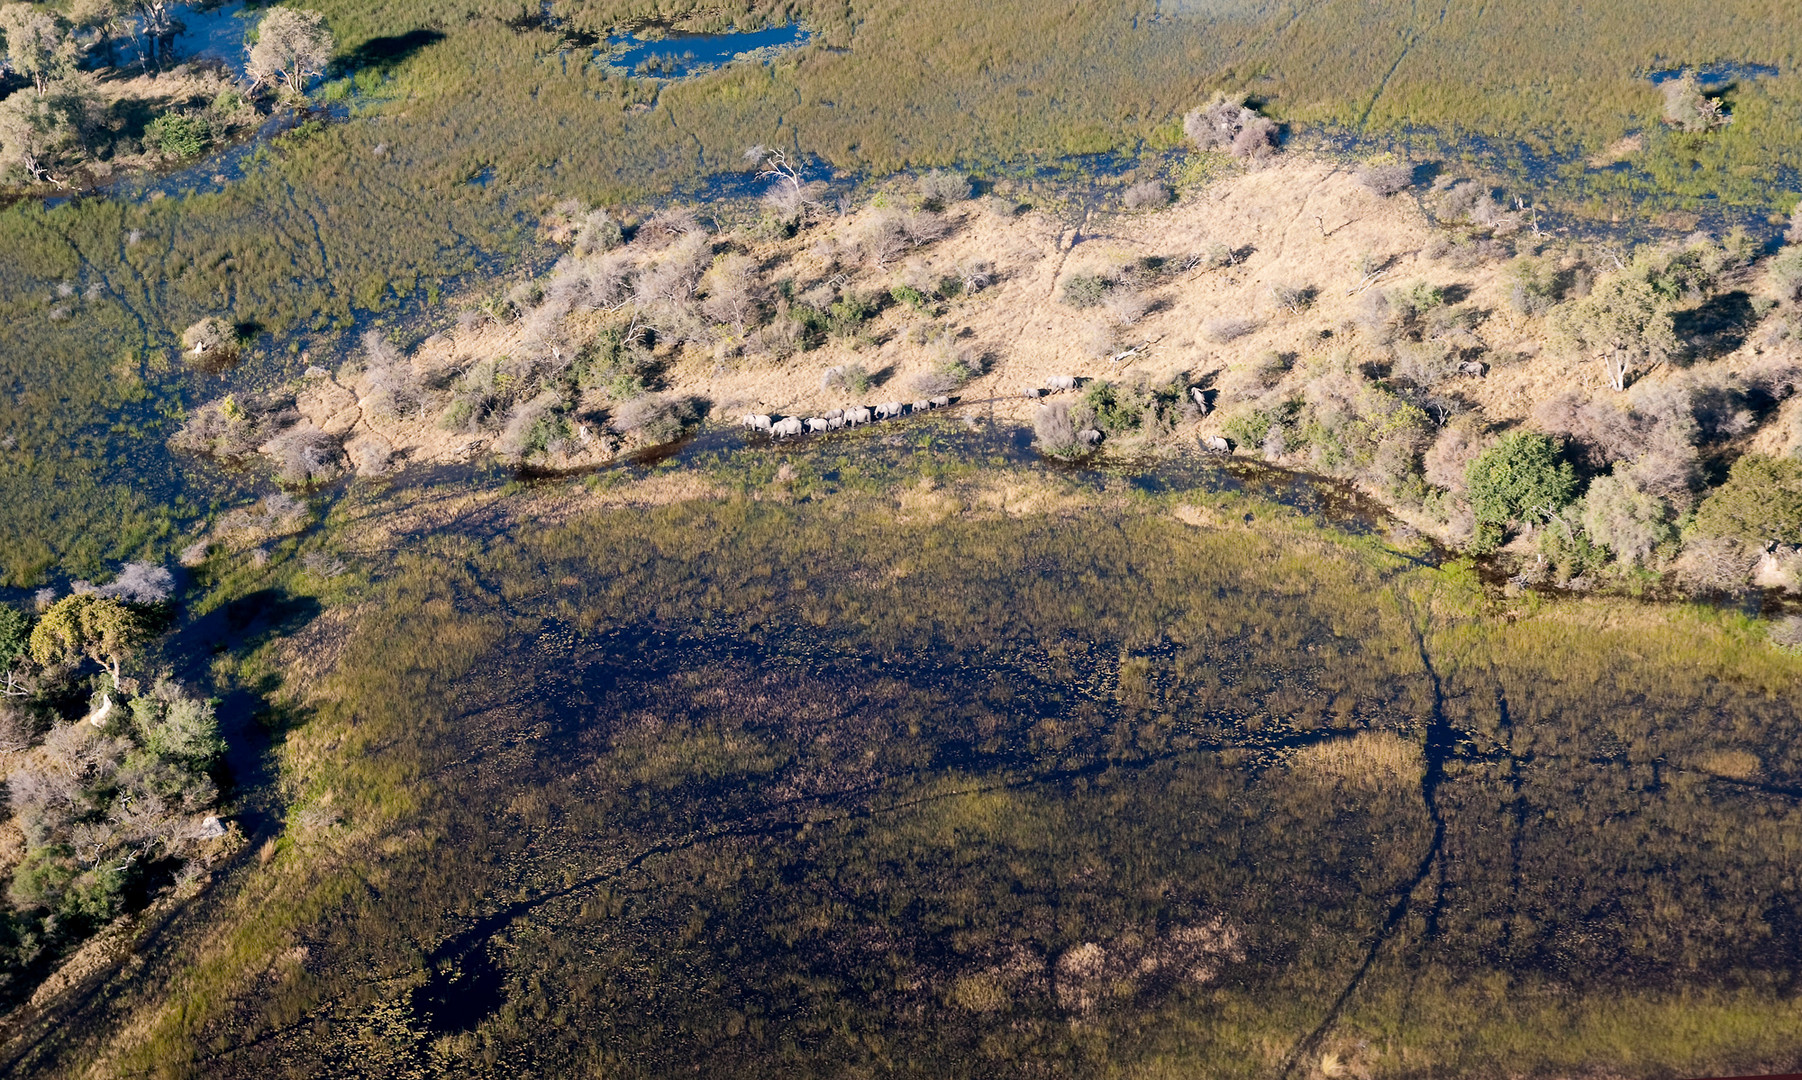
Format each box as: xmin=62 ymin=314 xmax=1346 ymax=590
xmin=0 ymin=442 xmax=1780 ymax=1076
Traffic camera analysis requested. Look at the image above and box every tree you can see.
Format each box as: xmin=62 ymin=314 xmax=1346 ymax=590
xmin=245 ymin=8 xmax=333 ymax=95
xmin=0 ymin=604 xmax=30 ymax=696
xmin=180 ymin=315 xmax=238 ymax=361
xmin=1580 ymin=472 xmax=1675 ymax=566
xmin=1662 ymin=70 xmax=1729 ymax=132
xmin=69 ymin=0 xmax=129 ymax=68
xmin=1691 ymin=454 xmax=1802 ymax=545
xmin=1464 ymin=432 xmax=1577 ymax=551
xmin=1556 ymin=259 xmax=1679 ymax=392
xmin=129 ymin=0 xmax=180 ymax=70
xmin=0 ymin=3 xmax=74 ymax=93
xmin=0 ymin=81 xmax=92 ymax=185
xmin=1183 ymin=92 xmax=1279 ymax=160
xmin=28 ymin=595 xmax=152 ymax=687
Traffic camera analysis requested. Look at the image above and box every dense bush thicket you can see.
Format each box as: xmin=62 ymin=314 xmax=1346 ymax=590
xmin=1205 ymin=216 xmax=1801 ymax=596
xmin=0 ymin=568 xmax=228 ymax=1008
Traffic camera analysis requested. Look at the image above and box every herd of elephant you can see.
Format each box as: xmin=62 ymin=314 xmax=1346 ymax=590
xmin=741 ymin=395 xmax=954 ymax=437
xmin=740 ymin=375 xmax=1219 ymax=447
xmin=742 ymin=373 xmax=1095 ymax=439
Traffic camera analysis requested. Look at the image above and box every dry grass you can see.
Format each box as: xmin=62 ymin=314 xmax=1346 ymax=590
xmin=1291 ymin=730 xmax=1424 ymax=789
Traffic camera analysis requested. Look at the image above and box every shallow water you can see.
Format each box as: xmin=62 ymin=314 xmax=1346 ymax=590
xmin=106 ymin=1 xmax=253 ymax=77
xmin=599 ymin=22 xmax=813 ymax=79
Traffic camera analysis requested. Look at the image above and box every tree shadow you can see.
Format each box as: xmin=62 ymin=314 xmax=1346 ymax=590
xmin=173 ymin=588 xmax=324 ymax=672
xmin=335 ymin=28 xmax=446 ymax=74
xmin=1675 ymin=289 xmax=1754 ymax=362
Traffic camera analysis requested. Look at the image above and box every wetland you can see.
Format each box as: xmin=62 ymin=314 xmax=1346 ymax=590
xmin=2 ymin=0 xmax=1802 ymax=1074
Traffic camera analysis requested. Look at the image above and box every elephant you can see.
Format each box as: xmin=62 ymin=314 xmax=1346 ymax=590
xmin=877 ymin=401 xmax=904 ymax=419
xmin=771 ymin=416 xmax=805 ymax=438
xmin=827 ymin=415 xmax=845 ymax=430
xmin=929 ymin=396 xmax=950 ymax=408
xmin=1203 ymin=435 xmax=1231 ymax=453
xmin=1047 ymin=374 xmax=1077 ymax=392
xmin=742 ymin=414 xmax=773 ymax=431
xmin=1022 ymin=386 xmax=1042 ymax=398
xmin=825 ymin=408 xmax=844 ymax=420
xmin=1078 ymin=428 xmax=1103 ymax=446
xmin=806 ymin=417 xmax=830 ymax=433
xmin=910 ymin=400 xmax=929 ymax=414
xmin=845 ymin=406 xmax=873 ymax=426
xmin=1189 ymin=387 xmax=1210 ymax=413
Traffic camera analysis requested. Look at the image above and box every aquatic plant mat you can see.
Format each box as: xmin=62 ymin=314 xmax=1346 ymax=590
xmin=24 ymin=438 xmax=1802 ymax=1077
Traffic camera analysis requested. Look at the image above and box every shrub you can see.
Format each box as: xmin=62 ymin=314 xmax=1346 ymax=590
xmin=91 ymin=562 xmax=174 ymax=605
xmin=1506 ymin=256 xmax=1560 ymax=315
xmin=1104 ymin=288 xmax=1150 ymax=326
xmin=1356 ymin=158 xmax=1414 ymax=196
xmin=890 ymin=283 xmax=930 ymax=311
xmin=1537 ymin=509 xmax=1611 ymax=584
xmin=1464 ymin=432 xmax=1577 ymax=551
xmin=1182 ymin=93 xmax=1282 ymax=160
xmin=1060 ymin=273 xmax=1112 ymax=308
xmin=1222 ymin=406 xmax=1281 ymax=449
xmin=1691 ymin=454 xmax=1802 ymax=543
xmin=1033 ymin=403 xmax=1083 ymax=457
xmin=1390 ymin=341 xmax=1460 ymax=389
xmin=264 ymin=423 xmax=343 ymax=485
xmin=611 ymin=394 xmax=699 ymax=445
xmin=917 ymin=169 xmax=971 ymax=206
xmin=1122 ymin=180 xmax=1171 ymax=210
xmin=1770 ymin=247 xmax=1802 ymax=303
xmin=1204 ymin=316 xmax=1257 ymax=343
xmin=179 ymin=316 xmax=238 ymax=364
xmin=145 ymin=112 xmax=210 ymax=158
xmin=494 ymin=390 xmax=569 ymax=461
xmin=1252 ymin=350 xmax=1292 ymax=388
xmin=827 ymin=293 xmax=877 ymax=337
xmin=1271 ymin=283 xmax=1315 ymax=313
xmin=1423 ymin=417 xmax=1489 ymax=492
xmin=913 ymin=335 xmax=983 ymax=394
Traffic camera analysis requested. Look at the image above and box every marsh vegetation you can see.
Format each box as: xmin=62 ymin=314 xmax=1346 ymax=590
xmin=3 ymin=440 xmax=1786 ymax=1077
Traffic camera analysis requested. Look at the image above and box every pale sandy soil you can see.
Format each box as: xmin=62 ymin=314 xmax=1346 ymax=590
xmin=272 ymin=154 xmax=1801 ymax=530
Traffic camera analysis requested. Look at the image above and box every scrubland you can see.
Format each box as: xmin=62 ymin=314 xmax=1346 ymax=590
xmin=178 ymin=148 xmax=1802 ymax=605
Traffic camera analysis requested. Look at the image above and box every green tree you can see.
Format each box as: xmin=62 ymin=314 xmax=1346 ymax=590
xmin=1556 ymin=263 xmax=1679 ymax=392
xmin=1464 ymin=432 xmax=1577 ymax=551
xmin=0 ymin=3 xmax=74 ymax=93
xmin=1691 ymin=454 xmax=1802 ymax=544
xmin=28 ymin=594 xmax=152 ymax=686
xmin=0 ymin=81 xmax=92 ymax=185
xmin=0 ymin=603 xmax=29 ymax=696
xmin=245 ymin=8 xmax=334 ymax=95
xmin=1579 ymin=472 xmax=1675 ymax=566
